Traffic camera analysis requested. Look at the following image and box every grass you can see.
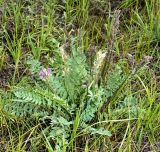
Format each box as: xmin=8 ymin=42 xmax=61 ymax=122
xmin=0 ymin=0 xmax=160 ymax=151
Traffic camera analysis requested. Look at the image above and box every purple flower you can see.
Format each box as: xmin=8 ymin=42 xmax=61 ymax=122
xmin=39 ymin=68 xmax=52 ymax=80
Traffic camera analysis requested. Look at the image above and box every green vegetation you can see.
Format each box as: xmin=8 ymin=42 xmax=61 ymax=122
xmin=0 ymin=0 xmax=160 ymax=151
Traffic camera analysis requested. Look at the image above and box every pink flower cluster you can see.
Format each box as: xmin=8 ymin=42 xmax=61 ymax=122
xmin=39 ymin=68 xmax=52 ymax=80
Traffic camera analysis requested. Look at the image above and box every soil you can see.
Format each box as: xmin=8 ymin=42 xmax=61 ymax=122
xmin=0 ymin=65 xmax=13 ymax=88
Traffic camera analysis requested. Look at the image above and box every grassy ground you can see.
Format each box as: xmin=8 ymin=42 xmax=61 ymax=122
xmin=0 ymin=0 xmax=160 ymax=151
